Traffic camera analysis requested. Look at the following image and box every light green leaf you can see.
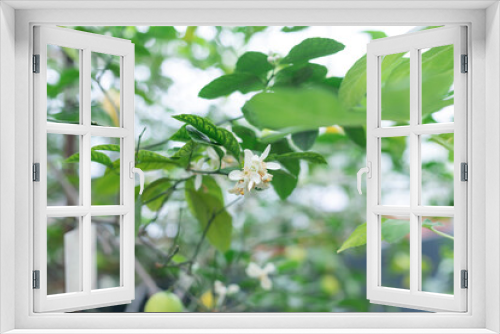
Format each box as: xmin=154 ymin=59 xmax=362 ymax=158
xmin=291 ymin=130 xmax=319 ymax=151
xmin=170 ymin=125 xmax=191 ymax=142
xmin=198 ymin=73 xmax=264 ymax=99
xmin=142 ymin=178 xmax=172 ymax=211
xmin=185 ymin=177 xmax=232 ymax=252
xmin=92 ymin=144 xmax=120 ymax=152
xmin=337 ymin=223 xmax=367 ymax=253
xmin=173 ymin=114 xmax=241 ymax=160
xmin=136 ymin=150 xmax=178 ymax=171
xmin=66 ymin=151 xmax=113 ymax=167
xmin=381 ymin=219 xmax=410 ymax=243
xmin=281 ymin=26 xmax=309 ymax=33
xmin=281 ymin=38 xmax=345 ymax=64
xmin=363 ymin=30 xmax=388 ymax=40
xmin=242 ymin=88 xmax=365 ymax=131
xmin=344 ymin=126 xmax=366 ymax=148
xmin=235 ymin=52 xmax=273 ymax=77
xmin=338 ymin=55 xmax=367 ymax=111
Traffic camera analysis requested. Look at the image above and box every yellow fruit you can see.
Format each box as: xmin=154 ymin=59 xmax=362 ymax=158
xmin=200 ymin=290 xmax=215 ymax=309
xmin=144 ymin=291 xmax=184 ymax=312
xmin=284 ymin=246 xmax=307 ymax=263
xmin=320 ymin=275 xmax=340 ymax=296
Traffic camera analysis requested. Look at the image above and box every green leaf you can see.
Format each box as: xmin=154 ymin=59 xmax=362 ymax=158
xmin=232 ymin=125 xmax=263 ymax=151
xmin=171 ymin=140 xmax=197 ymax=167
xmin=185 ymin=177 xmax=232 ymax=252
xmin=338 ymin=55 xmax=366 ymax=111
xmin=186 ymin=125 xmax=217 ymax=145
xmin=235 ymin=52 xmax=273 ymax=77
xmin=170 ymin=125 xmax=191 ymax=142
xmin=92 ymin=144 xmax=120 ymax=152
xmin=381 ymin=219 xmax=410 ymax=243
xmin=268 ymin=140 xmax=300 ymax=200
xmin=67 ymin=150 xmax=113 ymax=166
xmin=337 ymin=223 xmax=367 ymax=253
xmin=362 ymin=30 xmax=388 ymax=40
xmin=242 ymin=88 xmax=365 ymax=131
xmin=142 ymin=178 xmax=172 ymax=211
xmin=272 ymin=151 xmax=327 ymax=165
xmin=281 ymin=38 xmax=345 ymax=64
xmin=281 ymin=26 xmax=309 ymax=33
xmin=173 ymin=114 xmax=241 ymax=160
xmin=344 ymin=126 xmax=366 ymax=148
xmin=198 ymin=73 xmax=264 ymax=99
xmin=274 ymin=63 xmax=328 ymax=87
xmin=136 ymin=150 xmax=178 ymax=171
xmin=291 ymin=130 xmax=318 ymax=151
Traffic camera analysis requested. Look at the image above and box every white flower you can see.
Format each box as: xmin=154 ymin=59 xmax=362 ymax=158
xmin=214 ymin=280 xmax=240 ymax=306
xmin=228 ymin=145 xmax=280 ymax=196
xmin=267 ymin=51 xmax=280 ymax=64
xmin=246 ymin=262 xmax=276 ymax=290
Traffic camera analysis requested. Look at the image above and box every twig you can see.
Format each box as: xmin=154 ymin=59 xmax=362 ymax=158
xmin=136 ymin=127 xmax=147 ymax=161
xmin=135 ymin=257 xmax=161 ymax=296
xmin=428 ymin=226 xmax=454 ymax=240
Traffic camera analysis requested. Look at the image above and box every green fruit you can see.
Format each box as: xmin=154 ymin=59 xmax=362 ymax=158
xmin=144 ymin=291 xmax=184 ymax=312
xmin=320 ymin=275 xmax=340 ymax=296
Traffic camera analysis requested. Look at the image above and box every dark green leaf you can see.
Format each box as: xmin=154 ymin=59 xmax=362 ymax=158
xmin=272 ymin=151 xmax=327 ymax=164
xmin=337 ymin=223 xmax=366 ymax=253
xmin=235 ymin=52 xmax=273 ymax=77
xmin=291 ymin=130 xmax=319 ymax=151
xmin=173 ymin=114 xmax=241 ymax=160
xmin=281 ymin=38 xmax=345 ymax=64
xmin=185 ymin=177 xmax=232 ymax=252
xmin=274 ymin=63 xmax=328 ymax=87
xmin=268 ymin=140 xmax=300 ymax=200
xmin=232 ymin=125 xmax=265 ymax=151
xmin=186 ymin=125 xmax=216 ymax=145
xmin=242 ymin=88 xmax=364 ymax=131
xmin=198 ymin=73 xmax=264 ymax=99
xmin=344 ymin=126 xmax=366 ymax=148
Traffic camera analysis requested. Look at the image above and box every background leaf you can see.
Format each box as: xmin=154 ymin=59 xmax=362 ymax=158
xmin=291 ymin=130 xmax=319 ymax=151
xmin=235 ymin=52 xmax=273 ymax=77
xmin=281 ymin=38 xmax=345 ymax=64
xmin=198 ymin=73 xmax=264 ymax=99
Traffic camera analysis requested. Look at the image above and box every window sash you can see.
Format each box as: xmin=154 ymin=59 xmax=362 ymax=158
xmin=33 ymin=26 xmax=136 ymax=313
xmin=366 ymin=26 xmax=468 ymax=312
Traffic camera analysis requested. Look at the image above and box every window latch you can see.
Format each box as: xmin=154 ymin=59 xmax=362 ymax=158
xmin=357 ymin=162 xmax=372 ymax=195
xmin=33 ymin=163 xmax=40 ymax=182
xmin=33 ymin=270 xmax=40 ymax=289
xmin=129 ymin=162 xmax=144 ymax=194
xmin=461 ymin=270 xmax=468 ymax=289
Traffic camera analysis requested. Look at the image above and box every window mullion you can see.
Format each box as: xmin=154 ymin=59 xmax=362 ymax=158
xmin=409 ymin=47 xmax=420 ymax=294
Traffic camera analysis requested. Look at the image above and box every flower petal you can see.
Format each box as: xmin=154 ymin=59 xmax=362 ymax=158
xmin=246 ymin=262 xmax=262 ymax=277
xmin=265 ymin=162 xmax=280 ymax=170
xmin=260 ymin=275 xmax=273 ymax=290
xmin=244 ymin=149 xmax=253 ymax=168
xmin=194 ymin=175 xmax=202 ymax=191
xmin=227 ymin=284 xmax=240 ymax=294
xmin=263 ymin=263 xmax=276 ymax=274
xmin=228 ymin=170 xmax=244 ymax=181
xmin=260 ymin=144 xmax=271 ymax=161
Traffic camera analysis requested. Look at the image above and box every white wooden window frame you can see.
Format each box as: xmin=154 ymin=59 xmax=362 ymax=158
xmin=1 ymin=1 xmax=500 ymax=334
xmin=365 ymin=26 xmax=467 ymax=312
xmin=33 ymin=26 xmax=136 ymax=313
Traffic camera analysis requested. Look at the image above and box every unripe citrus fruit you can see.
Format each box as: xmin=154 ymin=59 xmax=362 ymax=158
xmin=144 ymin=291 xmax=184 ymax=312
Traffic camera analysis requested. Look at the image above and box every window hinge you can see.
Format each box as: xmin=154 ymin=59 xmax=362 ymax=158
xmin=461 ymin=270 xmax=468 ymax=289
xmin=33 ymin=270 xmax=40 ymax=289
xmin=461 ymin=162 xmax=468 ymax=181
xmin=461 ymin=54 xmax=468 ymax=73
xmin=33 ymin=163 xmax=40 ymax=182
xmin=33 ymin=54 xmax=40 ymax=73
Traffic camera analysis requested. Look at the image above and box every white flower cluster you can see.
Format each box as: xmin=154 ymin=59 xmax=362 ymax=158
xmin=228 ymin=145 xmax=280 ymax=196
xmin=214 ymin=280 xmax=240 ymax=306
xmin=246 ymin=262 xmax=276 ymax=290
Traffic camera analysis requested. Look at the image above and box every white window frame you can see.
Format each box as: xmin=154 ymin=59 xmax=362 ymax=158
xmin=1 ymin=1 xmax=499 ymax=333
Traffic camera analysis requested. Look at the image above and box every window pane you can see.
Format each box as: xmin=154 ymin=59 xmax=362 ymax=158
xmin=92 ymin=216 xmax=121 ymax=290
xmin=47 ymin=133 xmax=80 ymax=206
xmin=381 ymin=136 xmax=410 ymax=205
xmin=421 ymin=45 xmax=454 ymax=124
xmin=421 ymin=216 xmax=454 ymax=294
xmin=381 ymin=52 xmax=410 ymax=127
xmin=47 ymin=45 xmax=80 ymax=124
xmin=91 ymin=52 xmax=121 ymax=127
xmin=91 ymin=137 xmax=121 ymax=205
xmin=381 ymin=215 xmax=410 ymax=290
xmin=421 ymin=133 xmax=454 ymax=206
xmin=47 ymin=217 xmax=81 ymax=295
